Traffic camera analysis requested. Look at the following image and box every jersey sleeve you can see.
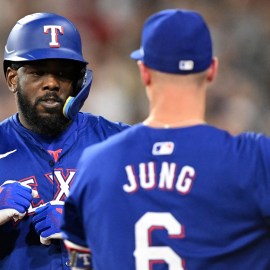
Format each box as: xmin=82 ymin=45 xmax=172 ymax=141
xmin=61 ymin=150 xmax=93 ymax=247
xmin=97 ymin=116 xmax=130 ymax=138
xmin=61 ymin=190 xmax=88 ymax=247
xmin=61 ymin=144 xmax=102 ymax=248
xmin=253 ymin=134 xmax=270 ymax=224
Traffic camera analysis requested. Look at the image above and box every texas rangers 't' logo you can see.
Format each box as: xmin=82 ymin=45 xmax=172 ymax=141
xmin=43 ymin=25 xmax=64 ymax=48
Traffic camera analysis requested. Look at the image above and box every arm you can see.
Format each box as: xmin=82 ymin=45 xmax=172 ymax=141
xmin=61 ymin=179 xmax=93 ymax=269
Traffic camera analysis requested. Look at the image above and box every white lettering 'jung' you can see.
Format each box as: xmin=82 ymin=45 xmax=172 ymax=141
xmin=123 ymin=162 xmax=195 ymax=194
xmin=43 ymin=25 xmax=64 ymax=47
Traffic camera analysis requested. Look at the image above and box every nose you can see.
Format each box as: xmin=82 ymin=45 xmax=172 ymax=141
xmin=42 ymin=74 xmax=60 ymax=91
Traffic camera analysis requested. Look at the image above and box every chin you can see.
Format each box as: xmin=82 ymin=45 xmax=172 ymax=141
xmin=29 ymin=112 xmax=70 ymax=137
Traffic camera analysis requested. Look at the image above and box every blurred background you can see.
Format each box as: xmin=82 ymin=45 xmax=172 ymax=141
xmin=0 ymin=0 xmax=270 ymax=135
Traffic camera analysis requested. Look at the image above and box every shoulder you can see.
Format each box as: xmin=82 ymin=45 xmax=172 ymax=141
xmin=80 ymin=124 xmax=141 ymax=162
xmin=0 ymin=115 xmax=13 ymax=127
xmin=0 ymin=115 xmax=17 ymax=136
xmin=227 ymin=132 xmax=270 ymax=170
xmin=74 ymin=126 xmax=141 ymax=194
xmin=202 ymin=125 xmax=270 ymax=151
xmin=97 ymin=115 xmax=130 ymax=132
xmin=77 ymin=112 xmax=130 ymax=134
xmin=0 ymin=115 xmax=22 ymax=151
xmin=233 ymin=131 xmax=270 ymax=150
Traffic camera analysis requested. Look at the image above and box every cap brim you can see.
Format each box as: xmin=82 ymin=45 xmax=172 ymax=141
xmin=130 ymin=49 xmax=143 ymax=60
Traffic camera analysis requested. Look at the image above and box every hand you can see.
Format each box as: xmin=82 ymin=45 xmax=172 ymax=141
xmin=0 ymin=180 xmax=38 ymax=225
xmin=32 ymin=200 xmax=64 ymax=245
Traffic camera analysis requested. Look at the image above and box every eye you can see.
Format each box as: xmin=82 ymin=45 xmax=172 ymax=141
xmin=57 ymin=70 xmax=74 ymax=80
xmin=29 ymin=70 xmax=45 ymax=77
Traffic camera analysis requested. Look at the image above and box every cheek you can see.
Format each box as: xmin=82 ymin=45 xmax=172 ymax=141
xmin=17 ymin=80 xmax=39 ymax=104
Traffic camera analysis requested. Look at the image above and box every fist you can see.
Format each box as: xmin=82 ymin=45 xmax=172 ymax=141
xmin=32 ymin=200 xmax=64 ymax=245
xmin=0 ymin=180 xmax=38 ymax=225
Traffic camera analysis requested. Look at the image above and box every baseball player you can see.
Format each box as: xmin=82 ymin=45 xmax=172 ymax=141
xmin=0 ymin=13 xmax=129 ymax=270
xmin=61 ymin=9 xmax=270 ymax=270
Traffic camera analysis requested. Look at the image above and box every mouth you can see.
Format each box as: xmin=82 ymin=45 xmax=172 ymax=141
xmin=38 ymin=96 xmax=63 ymax=111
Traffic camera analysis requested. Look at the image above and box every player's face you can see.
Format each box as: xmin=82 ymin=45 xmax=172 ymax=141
xmin=8 ymin=59 xmax=80 ymax=137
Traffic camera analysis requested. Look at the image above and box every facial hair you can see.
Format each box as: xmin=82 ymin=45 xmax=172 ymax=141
xmin=16 ymin=83 xmax=71 ymax=137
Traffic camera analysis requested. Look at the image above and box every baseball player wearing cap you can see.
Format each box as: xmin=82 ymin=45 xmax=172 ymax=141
xmin=62 ymin=9 xmax=270 ymax=270
xmin=0 ymin=13 xmax=129 ymax=270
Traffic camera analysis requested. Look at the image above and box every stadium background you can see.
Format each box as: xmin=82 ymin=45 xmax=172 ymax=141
xmin=0 ymin=0 xmax=269 ymax=135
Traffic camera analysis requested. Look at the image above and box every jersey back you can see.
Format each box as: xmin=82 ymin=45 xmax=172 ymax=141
xmin=64 ymin=124 xmax=270 ymax=270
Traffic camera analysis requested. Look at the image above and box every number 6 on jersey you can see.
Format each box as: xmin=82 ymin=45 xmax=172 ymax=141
xmin=134 ymin=212 xmax=185 ymax=270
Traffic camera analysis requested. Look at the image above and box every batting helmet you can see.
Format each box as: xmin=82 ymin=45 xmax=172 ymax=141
xmin=4 ymin=12 xmax=92 ymax=120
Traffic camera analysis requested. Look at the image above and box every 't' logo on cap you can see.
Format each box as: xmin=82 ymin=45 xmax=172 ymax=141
xmin=43 ymin=25 xmax=64 ymax=48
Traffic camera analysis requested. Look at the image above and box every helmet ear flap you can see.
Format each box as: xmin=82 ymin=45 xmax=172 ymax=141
xmin=63 ymin=69 xmax=93 ymax=120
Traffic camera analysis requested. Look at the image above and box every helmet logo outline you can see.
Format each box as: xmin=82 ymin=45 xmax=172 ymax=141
xmin=43 ymin=25 xmax=64 ymax=48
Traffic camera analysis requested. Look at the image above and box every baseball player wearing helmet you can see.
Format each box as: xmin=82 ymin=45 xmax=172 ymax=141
xmin=62 ymin=9 xmax=270 ymax=270
xmin=0 ymin=13 xmax=129 ymax=270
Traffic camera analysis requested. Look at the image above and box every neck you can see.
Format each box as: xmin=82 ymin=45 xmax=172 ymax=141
xmin=146 ymin=85 xmax=206 ymax=128
xmin=143 ymin=116 xmax=206 ymax=128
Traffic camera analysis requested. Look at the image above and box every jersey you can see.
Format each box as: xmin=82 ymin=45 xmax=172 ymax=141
xmin=0 ymin=112 xmax=129 ymax=270
xmin=62 ymin=123 xmax=270 ymax=270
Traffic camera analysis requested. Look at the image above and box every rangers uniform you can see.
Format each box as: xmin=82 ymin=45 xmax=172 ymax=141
xmin=62 ymin=124 xmax=270 ymax=270
xmin=0 ymin=11 xmax=130 ymax=270
xmin=0 ymin=112 xmax=128 ymax=269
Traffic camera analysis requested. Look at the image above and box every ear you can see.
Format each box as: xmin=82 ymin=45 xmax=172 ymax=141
xmin=6 ymin=67 xmax=18 ymax=93
xmin=206 ymin=57 xmax=218 ymax=82
xmin=137 ymin=61 xmax=151 ymax=86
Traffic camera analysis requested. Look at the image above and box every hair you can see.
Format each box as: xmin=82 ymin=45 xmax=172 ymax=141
xmin=3 ymin=60 xmax=24 ymax=76
xmin=150 ymin=67 xmax=209 ymax=87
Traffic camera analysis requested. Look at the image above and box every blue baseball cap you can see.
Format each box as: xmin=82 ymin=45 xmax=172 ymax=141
xmin=130 ymin=9 xmax=213 ymax=74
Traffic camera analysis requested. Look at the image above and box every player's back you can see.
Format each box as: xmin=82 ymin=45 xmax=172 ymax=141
xmin=73 ymin=124 xmax=270 ymax=270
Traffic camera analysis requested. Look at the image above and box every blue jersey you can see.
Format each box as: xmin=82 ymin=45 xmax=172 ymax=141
xmin=0 ymin=112 xmax=129 ymax=270
xmin=62 ymin=124 xmax=270 ymax=270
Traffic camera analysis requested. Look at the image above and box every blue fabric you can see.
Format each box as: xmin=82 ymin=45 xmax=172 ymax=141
xmin=0 ymin=112 xmax=129 ymax=270
xmin=130 ymin=9 xmax=212 ymax=74
xmin=63 ymin=124 xmax=270 ymax=270
xmin=5 ymin=13 xmax=87 ymax=64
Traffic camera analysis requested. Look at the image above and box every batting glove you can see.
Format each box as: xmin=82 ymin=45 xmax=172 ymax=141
xmin=32 ymin=200 xmax=64 ymax=245
xmin=0 ymin=180 xmax=38 ymax=225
